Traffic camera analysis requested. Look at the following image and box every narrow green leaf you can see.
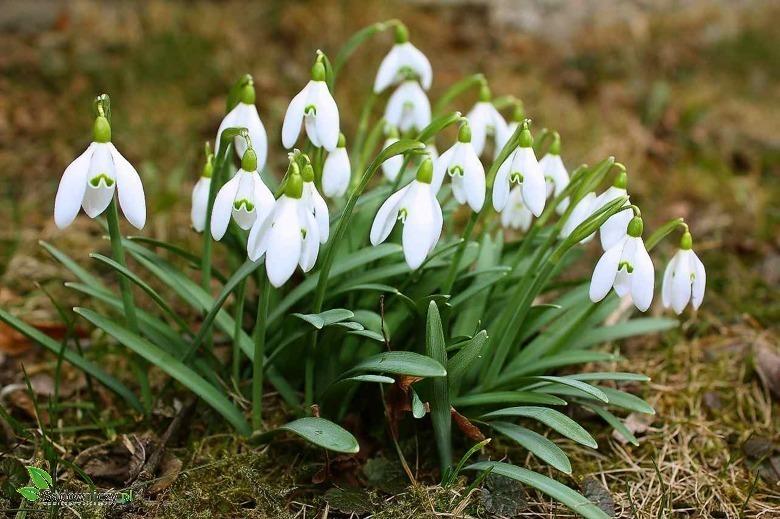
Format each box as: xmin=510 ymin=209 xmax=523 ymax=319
xmin=411 ymin=388 xmax=426 ymax=419
xmin=570 ymin=318 xmax=678 ymax=350
xmin=583 ymin=404 xmax=640 ymax=446
xmin=598 ymin=386 xmax=656 ymax=415
xmin=447 ymin=330 xmax=488 ymax=394
xmin=292 ymin=309 xmax=355 ymax=329
xmin=74 ymin=308 xmax=251 ymax=435
xmin=347 ymin=329 xmax=385 ymax=342
xmin=17 ymin=486 xmax=40 ymax=502
xmin=465 ymin=462 xmax=610 ymax=519
xmin=525 ymin=376 xmax=609 ymax=403
xmin=432 ymin=73 xmax=484 ymax=115
xmin=342 ymin=351 xmax=446 ymax=379
xmin=568 ymin=372 xmax=650 ymax=383
xmin=489 ymin=422 xmax=572 ymax=473
xmin=271 ymin=417 xmax=359 ymax=454
xmin=452 ymin=391 xmax=567 ymax=407
xmin=481 ymin=406 xmax=597 ymax=448
xmin=27 ymin=466 xmax=53 ymax=490
xmin=426 ymin=301 xmax=452 ymax=472
xmin=40 ymin=240 xmax=104 ymax=290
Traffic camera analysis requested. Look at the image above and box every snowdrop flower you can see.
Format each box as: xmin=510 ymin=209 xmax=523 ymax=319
xmin=322 ymin=133 xmax=351 ymax=198
xmin=300 ymin=163 xmax=329 ymax=244
xmin=595 ymin=170 xmax=631 ymax=251
xmin=492 ymin=122 xmax=546 ymax=217
xmin=282 ymin=58 xmax=340 ymax=151
xmin=500 ymin=186 xmax=533 ymax=231
xmin=370 ymin=158 xmax=443 ymax=269
xmin=381 ymin=127 xmax=404 ymax=182
xmin=590 ymin=216 xmax=654 ymax=311
xmin=560 ymin=192 xmax=598 ymax=243
xmin=374 ymin=24 xmax=432 ymax=93
xmin=191 ymin=153 xmax=213 ymax=232
xmin=214 ymin=77 xmax=268 ymax=168
xmin=247 ymin=167 xmax=320 ymax=287
xmin=538 ymin=133 xmax=570 ymax=214
xmin=433 ymin=122 xmax=485 ymax=211
xmin=385 ymin=80 xmax=431 ymax=133
xmin=662 ymin=231 xmax=705 ymax=314
xmin=466 ymin=84 xmax=508 ymax=157
xmin=54 ymin=115 xmax=146 ymax=230
xmin=210 ymin=148 xmax=274 ymax=240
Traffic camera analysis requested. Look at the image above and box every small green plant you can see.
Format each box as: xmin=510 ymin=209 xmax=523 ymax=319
xmin=16 ymin=466 xmax=53 ymax=503
xmin=2 ymin=20 xmax=707 ymax=518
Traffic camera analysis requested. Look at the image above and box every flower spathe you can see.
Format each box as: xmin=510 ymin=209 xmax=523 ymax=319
xmin=370 ymin=158 xmax=443 ymax=269
xmin=492 ymin=124 xmax=546 ymax=217
xmin=500 ymin=186 xmax=533 ymax=231
xmin=385 ymin=80 xmax=431 ymax=133
xmin=247 ymin=171 xmax=320 ymax=287
xmin=215 ymin=80 xmax=268 ymax=168
xmin=54 ymin=116 xmax=146 ymax=230
xmin=322 ymin=134 xmax=351 ymax=198
xmin=662 ymin=233 xmax=705 ymax=314
xmin=210 ymin=149 xmax=274 ymax=240
xmin=374 ymin=28 xmax=432 ymax=93
xmin=282 ymin=61 xmax=340 ymax=151
xmin=589 ymin=216 xmax=654 ymax=311
xmin=433 ymin=124 xmax=485 ymax=212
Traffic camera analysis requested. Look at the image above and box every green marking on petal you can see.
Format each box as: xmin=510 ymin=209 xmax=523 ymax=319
xmin=233 ymin=199 xmax=255 ymax=212
xmin=618 ymin=260 xmax=634 ymax=274
xmin=89 ymin=173 xmax=114 ymax=188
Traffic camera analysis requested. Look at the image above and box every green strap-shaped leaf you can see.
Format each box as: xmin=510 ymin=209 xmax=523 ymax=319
xmin=341 ymin=351 xmax=446 ymax=379
xmin=74 ymin=308 xmax=251 ymax=435
xmin=583 ymin=404 xmax=640 ymax=446
xmin=447 ymin=330 xmax=488 ymax=394
xmin=489 ymin=421 xmax=572 ymax=474
xmin=523 ymin=376 xmax=608 ymax=403
xmin=570 ymin=318 xmax=678 ymax=350
xmin=425 ymin=301 xmax=452 ymax=472
xmin=465 ymin=462 xmax=610 ymax=519
xmin=292 ymin=309 xmax=355 ymax=329
xmin=481 ymin=406 xmax=597 ymax=448
xmin=452 ymin=391 xmax=567 ymax=408
xmin=254 ymin=417 xmax=359 ymax=454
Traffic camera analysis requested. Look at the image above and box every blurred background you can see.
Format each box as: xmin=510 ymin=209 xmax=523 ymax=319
xmin=0 ymin=0 xmax=778 ymax=515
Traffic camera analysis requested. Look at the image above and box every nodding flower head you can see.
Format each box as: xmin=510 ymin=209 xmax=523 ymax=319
xmin=432 ymin=122 xmax=486 ymax=212
xmin=492 ymin=121 xmax=546 ymax=218
xmin=384 ymin=80 xmax=431 ymax=133
xmin=191 ymin=148 xmax=214 ymax=232
xmin=662 ymin=231 xmax=706 ymax=314
xmin=282 ymin=56 xmax=340 ymax=151
xmin=466 ymin=83 xmax=508 ymax=157
xmin=322 ymin=133 xmax=351 ymax=198
xmin=595 ymin=167 xmax=631 ymax=251
xmin=215 ymin=76 xmax=268 ymax=168
xmin=538 ymin=132 xmax=570 ymax=214
xmin=373 ymin=24 xmax=432 ymax=93
xmin=54 ymin=114 xmax=146 ymax=230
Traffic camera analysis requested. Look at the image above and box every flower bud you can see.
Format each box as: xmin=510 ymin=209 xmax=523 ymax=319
xmin=680 ymin=231 xmax=692 ymax=250
xmin=457 ymin=122 xmax=472 ymax=143
xmin=416 ymin=157 xmax=434 ymax=184
xmin=627 ymin=216 xmax=644 ymax=237
xmin=241 ymin=148 xmax=258 ymax=171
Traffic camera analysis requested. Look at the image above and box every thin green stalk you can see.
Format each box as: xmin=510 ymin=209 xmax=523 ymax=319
xmin=106 ymin=198 xmax=151 ymax=411
xmin=232 ymin=279 xmax=247 ymax=384
xmin=351 ymin=91 xmax=378 ymax=175
xmin=252 ymin=273 xmax=270 ymax=430
xmin=201 ymin=145 xmax=232 ymax=291
xmin=442 ymin=211 xmax=479 ymax=294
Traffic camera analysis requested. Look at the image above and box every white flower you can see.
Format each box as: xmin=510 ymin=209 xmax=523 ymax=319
xmin=466 ymin=88 xmax=508 ymax=157
xmin=210 ymin=149 xmax=274 ymax=240
xmin=500 ymin=186 xmax=533 ymax=231
xmin=54 ymin=116 xmax=146 ymax=230
xmin=433 ymin=125 xmax=485 ymax=212
xmin=247 ymin=173 xmax=320 ymax=287
xmin=385 ymin=80 xmax=431 ymax=133
xmin=300 ymin=165 xmax=330 ymax=244
xmin=282 ymin=61 xmax=340 ymax=151
xmin=191 ymin=176 xmax=211 ymax=232
xmin=595 ymin=173 xmax=631 ymax=251
xmin=381 ymin=136 xmax=404 ymax=182
xmin=370 ymin=158 xmax=442 ymax=269
xmin=215 ymin=93 xmax=268 ymax=168
xmin=662 ymin=235 xmax=705 ymax=314
xmin=560 ymin=192 xmax=598 ymax=243
xmin=492 ymin=125 xmax=546 ymax=217
xmin=589 ymin=217 xmax=654 ymax=311
xmin=539 ymin=152 xmax=570 ymax=214
xmin=322 ymin=135 xmax=351 ymax=198
xmin=374 ymin=34 xmax=432 ymax=93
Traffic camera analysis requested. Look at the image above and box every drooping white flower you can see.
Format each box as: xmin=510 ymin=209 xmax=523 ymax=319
xmin=210 ymin=148 xmax=274 ymax=240
xmin=538 ymin=135 xmax=570 ymax=214
xmin=466 ymin=85 xmax=508 ymax=157
xmin=214 ymin=79 xmax=268 ymax=168
xmin=492 ymin=123 xmax=546 ymax=217
xmin=374 ymin=25 xmax=432 ymax=93
xmin=560 ymin=192 xmax=598 ymax=243
xmin=300 ymin=164 xmax=329 ymax=244
xmin=381 ymin=135 xmax=404 ymax=182
xmin=190 ymin=156 xmax=212 ymax=232
xmin=662 ymin=232 xmax=705 ymax=314
xmin=54 ymin=116 xmax=146 ymax=230
xmin=590 ymin=216 xmax=655 ymax=311
xmin=500 ymin=186 xmax=533 ymax=231
xmin=247 ymin=171 xmax=320 ymax=287
xmin=595 ymin=171 xmax=631 ymax=251
xmin=282 ymin=60 xmax=340 ymax=151
xmin=322 ymin=133 xmax=351 ymax=198
xmin=385 ymin=80 xmax=431 ymax=133
xmin=370 ymin=158 xmax=443 ymax=269
xmin=433 ymin=123 xmax=485 ymax=212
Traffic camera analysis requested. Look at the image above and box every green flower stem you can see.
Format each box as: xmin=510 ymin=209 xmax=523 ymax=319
xmin=232 ymin=278 xmax=247 ymax=384
xmin=442 ymin=211 xmax=479 ymax=294
xmin=645 ymin=217 xmax=685 ymax=252
xmin=351 ymin=91 xmax=379 ymax=177
xmin=105 ymin=198 xmax=151 ymax=412
xmin=432 ymin=73 xmax=485 ymax=116
xmin=201 ymin=144 xmax=232 ymax=291
xmin=252 ymin=273 xmax=270 ymax=430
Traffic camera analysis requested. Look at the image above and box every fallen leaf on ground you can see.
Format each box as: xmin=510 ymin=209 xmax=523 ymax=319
xmin=73 ymin=434 xmax=152 ymax=485
xmin=148 ymin=453 xmax=182 ymax=494
xmin=581 ymin=476 xmax=616 ymax=517
xmin=612 ymin=412 xmax=653 ymax=444
xmin=753 ymin=336 xmax=780 ymax=400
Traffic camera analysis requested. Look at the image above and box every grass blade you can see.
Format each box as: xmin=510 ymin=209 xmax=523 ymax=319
xmin=425 ymin=301 xmax=452 ymax=473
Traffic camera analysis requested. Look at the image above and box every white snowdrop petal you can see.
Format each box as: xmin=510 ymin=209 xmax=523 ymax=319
xmin=82 ymin=144 xmax=116 ymax=218
xmin=429 ymin=192 xmax=443 ymax=253
xmin=314 ymin=82 xmax=340 ymax=151
xmin=409 ymin=83 xmax=432 ymax=131
xmin=299 ymin=208 xmax=320 ymax=272
xmin=311 ymin=185 xmax=330 ymax=243
xmin=110 ymin=144 xmax=146 ymax=230
xmin=600 ymin=207 xmax=632 ymax=251
xmin=238 ymin=104 xmax=269 ymax=170
xmin=214 ymin=105 xmax=239 ymax=156
xmin=210 ymin=173 xmax=241 ymax=240
xmin=247 ymin=203 xmax=276 ymax=261
xmin=670 ymin=249 xmax=693 ymax=314
xmin=451 ymin=175 xmax=466 ymax=204
xmin=251 ymin=173 xmax=275 ymax=224
xmin=322 ymin=148 xmax=351 ymax=198
xmin=370 ymin=184 xmax=409 ymax=245
xmin=384 ymin=83 xmax=409 ymax=128
xmin=381 ymin=138 xmax=403 ymax=181
xmin=373 ymin=45 xmax=402 ymax=93
xmin=463 ymin=146 xmax=486 ymax=212
xmin=191 ymin=177 xmax=211 ymax=232
xmin=266 ymin=202 xmax=303 ymax=287
xmin=402 ymin=185 xmax=435 ymax=269
xmin=691 ymin=251 xmax=706 ymax=310
xmin=431 ymin=144 xmax=455 ymax=193
xmin=54 ymin=143 xmax=93 ymax=229
xmin=661 ymin=252 xmax=677 ymax=309
xmin=630 ymin=238 xmax=655 ymax=312
xmin=282 ymin=82 xmax=312 ymax=149
xmin=590 ymin=240 xmax=623 ymax=302
xmin=403 ymin=42 xmax=433 ymax=90
xmin=517 ymin=149 xmax=546 ymax=217
xmin=467 ymin=104 xmax=489 ymax=156
xmin=492 ymin=156 xmax=511 ymax=211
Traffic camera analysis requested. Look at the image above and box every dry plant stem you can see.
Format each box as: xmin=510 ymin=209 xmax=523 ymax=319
xmin=252 ymin=273 xmax=270 ymax=430
xmin=106 ymin=197 xmax=151 ymax=412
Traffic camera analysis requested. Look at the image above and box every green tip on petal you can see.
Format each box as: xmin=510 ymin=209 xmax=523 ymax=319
xmin=394 ymin=23 xmax=409 ymax=43
xmin=241 ymin=148 xmax=258 ymax=171
xmin=311 ymin=61 xmax=326 ymax=82
xmin=478 ymin=83 xmax=491 ymax=102
xmin=92 ymin=116 xmax=111 ymax=143
xmin=239 ymin=80 xmax=256 ymax=105
xmin=613 ymin=169 xmax=628 ymax=189
xmin=549 ymin=132 xmax=561 ymax=155
xmin=416 ymin=158 xmax=434 ymax=184
xmin=337 ymin=133 xmax=346 ymax=148
xmin=627 ymin=216 xmax=644 ymax=238
xmin=285 ymin=169 xmax=303 ymax=199
xmin=680 ymin=231 xmax=693 ymax=250
xmin=458 ymin=122 xmax=472 ymax=143
xmin=302 ymin=163 xmax=315 ymax=182
xmin=512 ymin=102 xmax=525 ymax=122
xmin=518 ymin=120 xmax=533 ymax=148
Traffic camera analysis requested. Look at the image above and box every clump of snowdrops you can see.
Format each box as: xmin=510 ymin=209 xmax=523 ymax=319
xmin=2 ymin=20 xmax=706 ymax=518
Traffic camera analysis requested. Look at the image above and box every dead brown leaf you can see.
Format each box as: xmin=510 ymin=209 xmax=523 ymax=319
xmin=753 ymin=336 xmax=780 ymax=400
xmin=451 ymin=407 xmax=485 ymax=442
xmin=148 ymin=453 xmax=183 ymax=494
xmin=73 ymin=434 xmax=152 ymax=485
